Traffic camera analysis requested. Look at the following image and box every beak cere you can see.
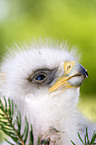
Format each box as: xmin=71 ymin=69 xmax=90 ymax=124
xmin=49 ymin=61 xmax=88 ymax=92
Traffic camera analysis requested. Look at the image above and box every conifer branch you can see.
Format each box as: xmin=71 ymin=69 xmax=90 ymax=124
xmin=0 ymin=97 xmax=34 ymax=145
xmin=0 ymin=97 xmax=96 ymax=145
xmin=71 ymin=127 xmax=96 ymax=145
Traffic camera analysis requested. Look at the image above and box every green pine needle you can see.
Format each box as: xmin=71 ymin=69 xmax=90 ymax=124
xmin=71 ymin=127 xmax=96 ymax=145
xmin=0 ymin=97 xmax=35 ymax=145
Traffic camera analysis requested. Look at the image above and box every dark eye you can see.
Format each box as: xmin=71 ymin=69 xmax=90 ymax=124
xmin=36 ymin=74 xmax=46 ymax=81
xmin=33 ymin=72 xmax=47 ymax=83
xmin=27 ymin=68 xmax=58 ymax=85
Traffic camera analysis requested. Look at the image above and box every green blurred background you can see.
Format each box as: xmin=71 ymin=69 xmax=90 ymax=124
xmin=0 ymin=0 xmax=96 ymax=96
xmin=0 ymin=0 xmax=96 ymax=105
xmin=0 ymin=0 xmax=96 ymax=143
xmin=0 ymin=0 xmax=96 ymax=95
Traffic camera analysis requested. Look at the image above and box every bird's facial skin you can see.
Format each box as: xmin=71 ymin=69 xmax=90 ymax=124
xmin=49 ymin=61 xmax=88 ymax=92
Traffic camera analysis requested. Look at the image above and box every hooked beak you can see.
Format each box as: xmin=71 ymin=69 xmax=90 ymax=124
xmin=49 ymin=61 xmax=88 ymax=92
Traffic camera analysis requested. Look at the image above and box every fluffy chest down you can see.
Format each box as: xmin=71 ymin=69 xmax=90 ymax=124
xmin=25 ymin=88 xmax=85 ymax=145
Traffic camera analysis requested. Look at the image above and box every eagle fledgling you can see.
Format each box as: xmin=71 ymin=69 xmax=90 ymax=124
xmin=1 ymin=40 xmax=96 ymax=145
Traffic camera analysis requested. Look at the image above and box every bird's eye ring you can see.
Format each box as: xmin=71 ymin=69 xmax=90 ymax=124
xmin=27 ymin=72 xmax=47 ymax=83
xmin=27 ymin=68 xmax=57 ymax=85
xmin=32 ymin=72 xmax=48 ymax=83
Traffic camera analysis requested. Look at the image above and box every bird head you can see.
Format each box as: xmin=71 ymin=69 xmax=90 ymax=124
xmin=2 ymin=45 xmax=88 ymax=103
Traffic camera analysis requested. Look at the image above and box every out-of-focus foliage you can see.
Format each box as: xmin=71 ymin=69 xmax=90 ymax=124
xmin=0 ymin=0 xmax=96 ymax=96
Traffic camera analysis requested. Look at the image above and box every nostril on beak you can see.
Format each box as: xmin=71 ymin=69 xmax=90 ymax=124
xmin=67 ymin=65 xmax=71 ymax=70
